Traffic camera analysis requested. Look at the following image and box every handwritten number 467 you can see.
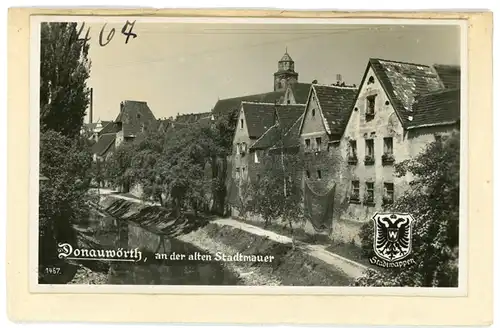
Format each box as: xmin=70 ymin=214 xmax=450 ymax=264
xmin=77 ymin=21 xmax=137 ymax=46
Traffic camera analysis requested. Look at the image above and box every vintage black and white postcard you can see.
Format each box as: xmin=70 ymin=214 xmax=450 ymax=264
xmin=32 ymin=16 xmax=468 ymax=292
xmin=7 ymin=9 xmax=493 ymax=325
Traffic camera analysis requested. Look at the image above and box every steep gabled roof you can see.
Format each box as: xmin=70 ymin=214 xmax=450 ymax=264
xmin=91 ymin=133 xmax=116 ymax=156
xmin=275 ymin=104 xmax=305 ymax=132
xmin=408 ymin=88 xmax=460 ymax=129
xmin=212 ymin=91 xmax=284 ymax=115
xmin=98 ymin=121 xmax=120 ymax=135
xmin=299 ymin=84 xmax=357 ymax=137
xmin=268 ymin=114 xmax=304 ymax=154
xmin=433 ymin=64 xmax=461 ymax=90
xmin=289 ymin=83 xmax=312 ymax=104
xmin=115 ymin=100 xmax=156 ymax=137
xmin=368 ymin=58 xmax=444 ymax=127
xmin=250 ymin=124 xmax=280 ymax=150
xmin=250 ymin=104 xmax=305 ymax=150
xmin=282 ymin=114 xmax=304 ymax=148
xmin=241 ymin=102 xmax=276 ymax=139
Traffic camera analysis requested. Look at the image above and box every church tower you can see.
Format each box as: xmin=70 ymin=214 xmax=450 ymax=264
xmin=274 ymin=49 xmax=299 ymax=91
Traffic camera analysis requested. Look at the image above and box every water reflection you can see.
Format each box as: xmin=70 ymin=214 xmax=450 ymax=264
xmin=103 ymin=213 xmax=241 ymax=286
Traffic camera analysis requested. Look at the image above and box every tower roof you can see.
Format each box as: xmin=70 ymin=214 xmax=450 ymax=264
xmin=280 ymin=51 xmax=293 ymax=62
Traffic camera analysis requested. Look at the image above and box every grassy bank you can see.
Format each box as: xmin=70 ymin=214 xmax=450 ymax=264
xmin=188 ymin=223 xmax=353 ymax=286
xmin=233 ymin=216 xmax=378 ymax=270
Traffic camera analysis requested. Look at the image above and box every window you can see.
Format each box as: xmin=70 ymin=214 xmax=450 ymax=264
xmin=236 ymin=143 xmax=240 ymax=155
xmin=435 ymin=134 xmax=442 ymax=142
xmin=382 ymin=137 xmax=395 ymax=164
xmin=240 ymin=119 xmax=244 ymax=129
xmin=348 ymin=140 xmax=358 ymax=164
xmin=365 ymin=139 xmax=374 ymax=165
xmin=137 ymin=113 xmax=141 ymax=119
xmin=317 ymin=170 xmax=322 ymax=180
xmin=235 ymin=168 xmax=240 ymax=179
xmin=368 ymin=76 xmax=375 ymax=85
xmin=256 ymin=174 xmax=261 ymax=182
xmin=315 ymin=137 xmax=322 ymax=151
xmin=306 ymin=170 xmax=311 ymax=179
xmin=287 ymin=100 xmax=291 ymax=104
xmin=312 ymin=108 xmax=316 ymax=117
xmin=242 ymin=167 xmax=246 ymax=179
xmin=241 ymin=142 xmax=247 ymax=155
xmin=383 ymin=183 xmax=394 ymax=205
xmin=366 ymin=95 xmax=376 ymax=116
xmin=350 ymin=181 xmax=360 ymax=202
xmin=254 ymin=151 xmax=259 ymax=163
xmin=383 ymin=137 xmax=393 ymax=155
xmin=365 ymin=182 xmax=374 ymax=204
xmin=305 ymin=138 xmax=311 ymax=150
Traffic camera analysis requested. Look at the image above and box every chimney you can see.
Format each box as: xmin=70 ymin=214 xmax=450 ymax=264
xmin=336 ymin=74 xmax=343 ymax=82
xmin=89 ymin=88 xmax=93 ymax=124
xmin=120 ymin=101 xmax=125 ymax=112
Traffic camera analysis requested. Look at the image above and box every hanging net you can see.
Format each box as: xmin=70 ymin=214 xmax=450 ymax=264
xmin=304 ymin=181 xmax=336 ymax=232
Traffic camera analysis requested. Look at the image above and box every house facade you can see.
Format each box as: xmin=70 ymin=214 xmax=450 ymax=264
xmin=298 ymin=83 xmax=358 ymax=232
xmin=332 ymin=58 xmax=461 ymax=245
xmin=114 ymin=100 xmax=157 ymax=148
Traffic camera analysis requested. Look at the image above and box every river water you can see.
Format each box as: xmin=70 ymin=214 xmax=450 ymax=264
xmin=75 ymin=209 xmax=241 ymax=286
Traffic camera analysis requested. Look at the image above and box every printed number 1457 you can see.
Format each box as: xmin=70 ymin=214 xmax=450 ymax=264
xmin=45 ymin=267 xmax=61 ymax=275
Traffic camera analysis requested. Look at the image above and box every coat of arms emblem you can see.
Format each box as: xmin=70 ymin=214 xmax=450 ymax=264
xmin=372 ymin=213 xmax=414 ymax=263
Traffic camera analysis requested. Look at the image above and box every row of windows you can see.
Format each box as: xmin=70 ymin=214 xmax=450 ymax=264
xmin=350 ymin=181 xmax=394 ymax=205
xmin=304 ymin=136 xmax=322 ymax=151
xmin=348 ymin=137 xmax=394 ymax=165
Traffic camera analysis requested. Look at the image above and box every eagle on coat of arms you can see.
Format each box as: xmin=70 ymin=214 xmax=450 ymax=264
xmin=372 ymin=213 xmax=414 ymax=262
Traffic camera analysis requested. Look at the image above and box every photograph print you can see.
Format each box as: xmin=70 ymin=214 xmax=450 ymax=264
xmin=33 ymin=16 xmax=465 ymax=292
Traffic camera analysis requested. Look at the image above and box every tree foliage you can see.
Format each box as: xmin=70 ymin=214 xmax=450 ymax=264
xmin=246 ymin=152 xmax=305 ymax=241
xmin=39 ymin=130 xmax=95 ymax=280
xmin=354 ymin=131 xmax=460 ymax=287
xmin=105 ymin=120 xmax=217 ymax=216
xmin=40 ymin=22 xmax=91 ymax=138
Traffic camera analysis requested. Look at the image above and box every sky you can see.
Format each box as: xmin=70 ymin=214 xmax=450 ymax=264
xmin=82 ymin=22 xmax=461 ymax=123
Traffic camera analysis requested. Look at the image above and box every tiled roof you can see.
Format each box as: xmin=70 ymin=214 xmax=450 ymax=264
xmin=433 ymin=64 xmax=461 ymax=89
xmin=408 ymin=88 xmax=460 ymax=129
xmin=250 ymin=124 xmax=280 ymax=150
xmin=98 ymin=121 xmax=120 ymax=135
xmin=91 ymin=133 xmax=116 ymax=156
xmin=175 ymin=112 xmax=212 ymax=124
xmin=313 ymin=84 xmax=358 ymax=136
xmin=289 ymin=83 xmax=312 ymax=104
xmin=115 ymin=100 xmax=156 ymax=137
xmin=369 ymin=58 xmax=443 ymax=127
xmin=249 ymin=104 xmax=304 ymax=150
xmin=212 ymin=91 xmax=284 ymax=115
xmin=268 ymin=114 xmax=304 ymax=153
xmin=282 ymin=114 xmax=304 ymax=148
xmin=241 ymin=102 xmax=276 ymax=139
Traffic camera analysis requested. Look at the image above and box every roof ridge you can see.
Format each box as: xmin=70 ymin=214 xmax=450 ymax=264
xmin=123 ymin=99 xmax=148 ymax=103
xmin=370 ymin=57 xmax=431 ymax=68
xmin=313 ymin=84 xmax=358 ymax=90
xmin=433 ymin=63 xmax=461 ymax=68
xmin=241 ymin=101 xmax=277 ymax=105
xmin=217 ymin=90 xmax=282 ymax=102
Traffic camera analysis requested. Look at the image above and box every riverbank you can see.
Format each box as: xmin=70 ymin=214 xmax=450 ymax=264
xmin=96 ymin=194 xmax=361 ymax=286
